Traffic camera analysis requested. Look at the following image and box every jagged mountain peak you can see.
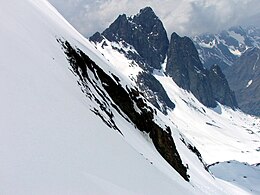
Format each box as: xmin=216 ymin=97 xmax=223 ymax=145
xmin=132 ymin=7 xmax=160 ymax=32
xmin=139 ymin=6 xmax=155 ymax=15
xmin=89 ymin=7 xmax=172 ymax=113
xmin=90 ymin=7 xmax=169 ymax=70
xmin=169 ymin=32 xmax=202 ymax=67
xmin=166 ymin=33 xmax=217 ymax=107
xmin=134 ymin=6 xmax=157 ymax=20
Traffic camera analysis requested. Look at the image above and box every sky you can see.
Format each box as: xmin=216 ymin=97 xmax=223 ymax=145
xmin=48 ymin=0 xmax=260 ymax=38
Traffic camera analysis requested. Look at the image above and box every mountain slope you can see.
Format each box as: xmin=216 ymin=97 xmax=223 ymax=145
xmin=225 ymin=47 xmax=260 ymax=116
xmin=89 ymin=6 xmax=260 ymax=194
xmin=1 ymin=0 xmax=253 ymax=194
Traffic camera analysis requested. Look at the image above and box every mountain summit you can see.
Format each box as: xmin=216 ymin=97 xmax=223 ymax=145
xmin=91 ymin=6 xmax=169 ymax=70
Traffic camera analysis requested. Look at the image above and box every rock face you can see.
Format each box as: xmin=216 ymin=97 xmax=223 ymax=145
xmin=166 ymin=33 xmax=215 ymax=108
xmin=90 ymin=7 xmax=238 ymax=110
xmin=90 ymin=7 xmax=169 ymax=70
xmin=225 ymin=48 xmax=260 ymax=115
xmin=166 ymin=33 xmax=237 ymax=108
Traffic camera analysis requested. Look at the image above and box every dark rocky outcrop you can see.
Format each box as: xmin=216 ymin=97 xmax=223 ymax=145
xmin=166 ymin=33 xmax=217 ymax=107
xmin=60 ymin=39 xmax=189 ymax=181
xmin=166 ymin=32 xmax=238 ymax=109
xmin=225 ymin=47 xmax=260 ymax=115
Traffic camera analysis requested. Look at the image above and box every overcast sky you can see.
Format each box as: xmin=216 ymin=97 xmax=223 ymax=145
xmin=48 ymin=0 xmax=260 ymax=38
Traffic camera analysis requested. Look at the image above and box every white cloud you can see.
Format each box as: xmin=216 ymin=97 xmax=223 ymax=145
xmin=48 ymin=0 xmax=260 ymax=37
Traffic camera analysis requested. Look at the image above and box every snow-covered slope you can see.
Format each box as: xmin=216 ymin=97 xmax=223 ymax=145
xmin=91 ymin=24 xmax=260 ymax=194
xmin=0 ymin=0 xmax=258 ymax=194
xmin=153 ymin=72 xmax=260 ymax=165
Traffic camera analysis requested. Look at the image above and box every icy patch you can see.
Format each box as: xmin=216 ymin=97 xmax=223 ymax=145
xmin=246 ymin=80 xmax=253 ymax=88
xmin=153 ymin=69 xmax=164 ymax=76
xmin=161 ymin=57 xmax=167 ymax=72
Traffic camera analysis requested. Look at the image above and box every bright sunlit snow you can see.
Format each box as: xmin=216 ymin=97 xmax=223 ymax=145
xmin=0 ymin=0 xmax=259 ymax=194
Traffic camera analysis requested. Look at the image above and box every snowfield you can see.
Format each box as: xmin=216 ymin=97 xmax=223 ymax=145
xmin=0 ymin=0 xmax=259 ymax=194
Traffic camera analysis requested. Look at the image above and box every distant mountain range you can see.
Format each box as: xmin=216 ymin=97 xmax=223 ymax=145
xmin=193 ymin=26 xmax=260 ymax=116
xmin=193 ymin=26 xmax=260 ymax=70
